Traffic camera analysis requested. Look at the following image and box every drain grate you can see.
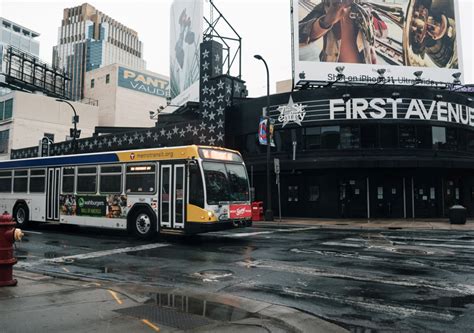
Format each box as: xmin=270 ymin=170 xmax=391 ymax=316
xmin=115 ymin=305 xmax=213 ymax=330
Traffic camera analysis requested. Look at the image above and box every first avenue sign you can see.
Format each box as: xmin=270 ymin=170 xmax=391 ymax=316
xmin=273 ymin=97 xmax=474 ymax=128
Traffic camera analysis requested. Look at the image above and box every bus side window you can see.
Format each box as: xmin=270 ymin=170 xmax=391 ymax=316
xmin=100 ymin=165 xmax=122 ymax=194
xmin=62 ymin=167 xmax=75 ymax=193
xmin=30 ymin=169 xmax=46 ymax=193
xmin=189 ymin=164 xmax=204 ymax=208
xmin=0 ymin=170 xmax=12 ymax=193
xmin=125 ymin=164 xmax=156 ymax=194
xmin=13 ymin=170 xmax=28 ymax=193
xmin=77 ymin=166 xmax=97 ymax=194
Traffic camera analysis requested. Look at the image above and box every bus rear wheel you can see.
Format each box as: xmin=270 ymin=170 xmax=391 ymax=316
xmin=14 ymin=203 xmax=30 ymax=228
xmin=131 ymin=209 xmax=156 ymax=239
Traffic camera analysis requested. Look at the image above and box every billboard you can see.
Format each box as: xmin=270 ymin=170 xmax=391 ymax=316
xmin=293 ymin=0 xmax=463 ymax=85
xmin=170 ymin=0 xmax=203 ymax=105
xmin=117 ymin=67 xmax=169 ymax=98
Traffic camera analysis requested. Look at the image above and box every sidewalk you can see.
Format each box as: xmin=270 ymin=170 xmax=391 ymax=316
xmin=0 ymin=271 xmax=348 ymax=333
xmin=255 ymin=218 xmax=474 ymax=231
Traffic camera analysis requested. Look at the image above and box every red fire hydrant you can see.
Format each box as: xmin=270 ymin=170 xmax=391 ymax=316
xmin=0 ymin=213 xmax=24 ymax=287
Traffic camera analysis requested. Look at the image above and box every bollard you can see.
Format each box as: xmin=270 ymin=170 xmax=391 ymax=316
xmin=0 ymin=213 xmax=23 ymax=287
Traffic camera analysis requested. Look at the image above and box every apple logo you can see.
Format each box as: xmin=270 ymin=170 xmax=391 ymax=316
xmin=299 ymin=71 xmax=306 ymax=80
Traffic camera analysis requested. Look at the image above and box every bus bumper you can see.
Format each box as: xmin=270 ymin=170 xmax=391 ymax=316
xmin=186 ymin=220 xmax=252 ymax=234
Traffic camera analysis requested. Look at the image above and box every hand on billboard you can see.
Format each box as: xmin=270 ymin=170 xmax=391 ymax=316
xmin=426 ymin=15 xmax=448 ymax=40
xmin=323 ymin=0 xmax=353 ymax=26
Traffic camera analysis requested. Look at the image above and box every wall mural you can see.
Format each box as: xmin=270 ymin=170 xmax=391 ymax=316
xmin=10 ymin=40 xmax=248 ymax=160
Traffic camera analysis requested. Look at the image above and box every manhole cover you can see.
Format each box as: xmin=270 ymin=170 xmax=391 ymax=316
xmin=392 ymin=248 xmax=429 ymax=255
xmin=194 ymin=269 xmax=233 ymax=282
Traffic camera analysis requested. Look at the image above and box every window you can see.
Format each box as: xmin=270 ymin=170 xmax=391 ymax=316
xmin=100 ymin=165 xmax=122 ymax=193
xmin=417 ymin=126 xmax=432 ymax=149
xmin=380 ymin=125 xmax=398 ymax=148
xmin=62 ymin=167 xmax=75 ymax=193
xmin=0 ymin=170 xmax=12 ymax=192
xmin=13 ymin=170 xmax=28 ymax=192
xmin=106 ymin=74 xmax=110 ymax=84
xmin=126 ymin=164 xmax=156 ymax=193
xmin=0 ymin=130 xmax=9 ymax=154
xmin=446 ymin=128 xmax=458 ymax=151
xmin=399 ymin=125 xmax=416 ymax=149
xmin=340 ymin=126 xmax=360 ymax=149
xmin=44 ymin=133 xmax=55 ymax=143
xmin=4 ymin=99 xmax=13 ymax=119
xmin=305 ymin=127 xmax=321 ymax=149
xmin=189 ymin=163 xmax=204 ymax=208
xmin=30 ymin=169 xmax=46 ymax=193
xmin=361 ymin=125 xmax=378 ymax=148
xmin=91 ymin=79 xmax=95 ymax=88
xmin=321 ymin=126 xmax=340 ymax=149
xmin=77 ymin=167 xmax=97 ymax=193
xmin=432 ymin=126 xmax=446 ymax=149
xmin=308 ymin=185 xmax=320 ymax=202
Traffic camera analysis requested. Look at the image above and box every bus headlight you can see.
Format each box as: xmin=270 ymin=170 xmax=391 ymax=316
xmin=207 ymin=211 xmax=214 ymax=218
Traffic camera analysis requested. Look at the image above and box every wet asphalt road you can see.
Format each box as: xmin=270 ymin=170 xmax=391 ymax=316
xmin=13 ymin=223 xmax=474 ymax=332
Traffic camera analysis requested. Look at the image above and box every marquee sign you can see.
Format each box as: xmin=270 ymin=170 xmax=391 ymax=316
xmin=118 ymin=67 xmax=170 ymax=98
xmin=270 ymin=97 xmax=474 ymax=128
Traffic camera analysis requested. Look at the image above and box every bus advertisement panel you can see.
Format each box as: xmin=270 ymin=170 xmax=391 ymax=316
xmin=293 ymin=0 xmax=463 ymax=85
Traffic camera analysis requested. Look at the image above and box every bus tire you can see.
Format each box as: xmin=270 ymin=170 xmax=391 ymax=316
xmin=13 ymin=203 xmax=30 ymax=228
xmin=130 ymin=208 xmax=157 ymax=240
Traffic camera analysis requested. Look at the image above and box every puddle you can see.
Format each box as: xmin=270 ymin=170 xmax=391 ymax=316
xmin=194 ymin=269 xmax=233 ymax=282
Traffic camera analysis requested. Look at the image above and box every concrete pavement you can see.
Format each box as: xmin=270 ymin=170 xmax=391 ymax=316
xmin=0 ymin=270 xmax=348 ymax=333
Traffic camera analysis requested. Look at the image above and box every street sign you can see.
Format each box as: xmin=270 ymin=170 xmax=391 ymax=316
xmin=274 ymin=158 xmax=280 ymax=174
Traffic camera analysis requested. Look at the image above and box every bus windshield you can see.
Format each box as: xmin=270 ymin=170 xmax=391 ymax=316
xmin=202 ymin=162 xmax=249 ymax=204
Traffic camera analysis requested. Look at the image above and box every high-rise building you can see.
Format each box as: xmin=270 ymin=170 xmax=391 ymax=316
xmin=53 ymin=3 xmax=146 ymax=101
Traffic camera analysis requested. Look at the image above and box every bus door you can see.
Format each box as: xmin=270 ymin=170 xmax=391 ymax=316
xmin=160 ymin=164 xmax=186 ymax=229
xmin=46 ymin=168 xmax=60 ymax=221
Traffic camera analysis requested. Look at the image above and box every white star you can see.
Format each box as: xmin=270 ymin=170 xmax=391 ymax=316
xmin=153 ymin=133 xmax=159 ymax=141
xmin=226 ymin=98 xmax=231 ymax=106
xmin=117 ymin=139 xmax=123 ymax=145
xmin=202 ymin=109 xmax=209 ymax=118
xmin=217 ymin=132 xmax=224 ymax=141
xmin=214 ymin=65 xmax=221 ymax=75
xmin=226 ymin=84 xmax=232 ymax=94
xmin=215 ymin=53 xmax=220 ymax=62
xmin=146 ymin=131 xmax=152 ymax=138
xmin=217 ymin=94 xmax=224 ymax=103
xmin=208 ymin=137 xmax=216 ymax=145
xmin=192 ymin=127 xmax=199 ymax=136
xmin=173 ymin=126 xmax=179 ymax=134
xmin=160 ymin=129 xmax=166 ymax=136
xmin=234 ymin=82 xmax=241 ymax=92
xmin=202 ymin=61 xmax=209 ymax=70
xmin=208 ymin=112 xmax=216 ymax=121
xmin=166 ymin=131 xmax=172 ymax=139
xmin=203 ymin=98 xmax=209 ymax=107
xmin=217 ymin=80 xmax=225 ymax=90
xmin=202 ymin=73 xmax=209 ymax=82
xmin=202 ymin=85 xmax=209 ymax=95
xmin=199 ymin=121 xmax=207 ymax=130
xmin=208 ymin=124 xmax=216 ymax=133
xmin=202 ymin=49 xmax=209 ymax=58
xmin=209 ymin=86 xmax=216 ymax=95
xmin=108 ymin=141 xmax=113 ymax=147
xmin=209 ymin=99 xmax=216 ymax=108
xmin=217 ymin=119 xmax=224 ymax=128
xmin=134 ymin=132 xmax=139 ymax=139
xmin=199 ymin=134 xmax=207 ymax=143
xmin=186 ymin=123 xmax=193 ymax=132
xmin=128 ymin=138 xmax=134 ymax=144
xmin=216 ymin=106 xmax=225 ymax=115
xmin=139 ymin=135 xmax=145 ymax=143
xmin=112 ymin=136 xmax=117 ymax=142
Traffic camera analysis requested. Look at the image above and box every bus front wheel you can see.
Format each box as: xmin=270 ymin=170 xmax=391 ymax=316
xmin=131 ymin=209 xmax=156 ymax=239
xmin=13 ymin=203 xmax=30 ymax=228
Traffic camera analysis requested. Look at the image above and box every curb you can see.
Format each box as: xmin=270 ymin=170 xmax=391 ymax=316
xmin=13 ymin=269 xmax=348 ymax=333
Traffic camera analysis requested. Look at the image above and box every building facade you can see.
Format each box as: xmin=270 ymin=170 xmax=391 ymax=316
xmin=0 ymin=91 xmax=98 ymax=159
xmin=228 ymin=86 xmax=474 ymax=219
xmin=83 ymin=63 xmax=169 ymax=127
xmin=53 ymin=3 xmax=146 ymax=101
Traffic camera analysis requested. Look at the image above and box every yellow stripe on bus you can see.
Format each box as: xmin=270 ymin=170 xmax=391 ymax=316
xmin=117 ymin=146 xmax=199 ymax=162
xmin=187 ymin=204 xmax=218 ymax=223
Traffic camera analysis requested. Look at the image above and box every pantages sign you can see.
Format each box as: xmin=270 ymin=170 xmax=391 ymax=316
xmin=274 ymin=97 xmax=474 ymax=128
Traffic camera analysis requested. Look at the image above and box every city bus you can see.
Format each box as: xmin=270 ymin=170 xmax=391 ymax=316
xmin=0 ymin=145 xmax=252 ymax=238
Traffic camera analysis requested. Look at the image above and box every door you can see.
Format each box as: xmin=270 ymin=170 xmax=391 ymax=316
xmin=46 ymin=168 xmax=60 ymax=221
xmin=160 ymin=164 xmax=186 ymax=229
xmin=371 ymin=177 xmax=404 ymax=218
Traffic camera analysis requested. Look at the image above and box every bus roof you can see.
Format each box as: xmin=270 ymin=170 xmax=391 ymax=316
xmin=0 ymin=145 xmax=241 ymax=170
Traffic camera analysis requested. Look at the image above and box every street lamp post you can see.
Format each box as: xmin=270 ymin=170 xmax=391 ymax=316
xmin=56 ymin=99 xmax=79 ymax=153
xmin=254 ymin=54 xmax=274 ymax=221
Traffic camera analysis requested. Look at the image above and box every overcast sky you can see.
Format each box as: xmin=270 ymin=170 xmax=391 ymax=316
xmin=2 ymin=0 xmax=473 ymax=97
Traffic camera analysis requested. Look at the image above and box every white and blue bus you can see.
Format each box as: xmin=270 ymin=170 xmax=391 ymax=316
xmin=0 ymin=145 xmax=252 ymax=238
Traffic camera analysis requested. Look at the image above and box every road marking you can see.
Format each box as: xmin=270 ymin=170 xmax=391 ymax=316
xmin=225 ymin=226 xmax=320 ymax=238
xmin=108 ymin=290 xmax=123 ymax=305
xmin=62 ymin=267 xmax=70 ymax=273
xmin=141 ymin=319 xmax=160 ymax=332
xmin=41 ymin=243 xmax=169 ymax=264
